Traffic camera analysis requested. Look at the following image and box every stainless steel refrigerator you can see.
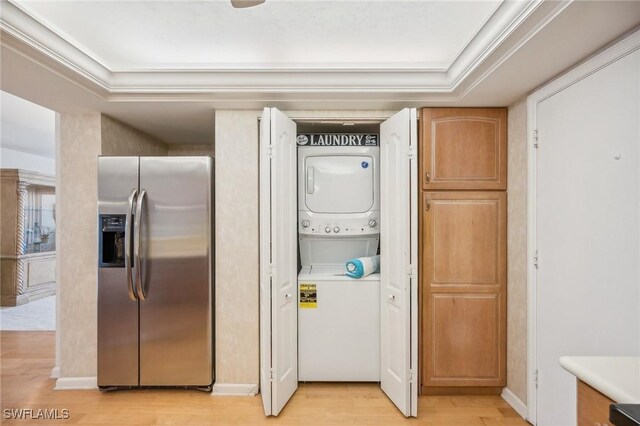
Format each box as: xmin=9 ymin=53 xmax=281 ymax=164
xmin=97 ymin=156 xmax=214 ymax=390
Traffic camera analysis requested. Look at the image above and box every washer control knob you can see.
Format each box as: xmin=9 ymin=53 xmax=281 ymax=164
xmin=301 ymin=220 xmax=310 ymax=228
xmin=333 ymin=226 xmax=340 ymax=233
xmin=325 ymin=226 xmax=332 ymax=233
xmin=369 ymin=219 xmax=377 ymax=228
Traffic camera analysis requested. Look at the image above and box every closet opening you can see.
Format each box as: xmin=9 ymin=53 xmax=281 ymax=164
xmin=294 ymin=119 xmax=383 ymax=383
xmin=259 ymin=108 xmax=418 ymax=417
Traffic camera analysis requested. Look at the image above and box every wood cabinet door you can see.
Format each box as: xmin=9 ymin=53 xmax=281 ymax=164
xmin=421 ymin=191 xmax=506 ymax=388
xmin=577 ymin=380 xmax=615 ymax=426
xmin=420 ymin=108 xmax=507 ymax=190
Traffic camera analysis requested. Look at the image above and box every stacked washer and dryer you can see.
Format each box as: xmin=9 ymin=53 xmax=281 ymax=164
xmin=297 ymin=140 xmax=381 ymax=382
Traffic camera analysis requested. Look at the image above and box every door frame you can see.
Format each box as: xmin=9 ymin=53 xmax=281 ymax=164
xmin=525 ymin=29 xmax=640 ymax=424
xmin=258 ymin=109 xmax=419 ymax=416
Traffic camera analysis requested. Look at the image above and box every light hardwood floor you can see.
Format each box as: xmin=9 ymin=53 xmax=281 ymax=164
xmin=1 ymin=332 xmax=530 ymax=425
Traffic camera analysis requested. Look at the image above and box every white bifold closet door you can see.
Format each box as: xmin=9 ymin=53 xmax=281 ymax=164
xmin=259 ymin=107 xmax=418 ymax=417
xmin=380 ymin=108 xmax=419 ymax=417
xmin=259 ymin=107 xmax=298 ymax=416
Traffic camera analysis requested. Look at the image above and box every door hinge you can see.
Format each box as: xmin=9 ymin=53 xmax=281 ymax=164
xmin=408 ymin=265 xmax=416 ymax=278
xmin=533 ymin=250 xmax=539 ymax=269
xmin=267 ymin=145 xmax=274 ymax=158
xmin=533 ymin=129 xmax=539 ymax=149
xmin=534 ymin=369 xmax=539 ymax=388
xmin=408 ymin=146 xmax=416 ymax=159
xmin=269 ymin=368 xmax=275 ymax=382
xmin=266 ymin=263 xmax=274 ymax=276
xmin=408 ymin=369 xmax=415 ymax=383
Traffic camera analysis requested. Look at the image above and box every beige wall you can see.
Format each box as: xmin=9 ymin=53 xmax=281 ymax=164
xmin=214 ymin=110 xmax=261 ymax=384
xmin=57 ymin=113 xmax=168 ymax=378
xmin=507 ymin=97 xmax=528 ymax=403
xmin=101 ymin=115 xmax=168 ymax=156
xmin=58 ymin=113 xmax=102 ymax=377
xmin=168 ymin=144 xmax=215 ymax=157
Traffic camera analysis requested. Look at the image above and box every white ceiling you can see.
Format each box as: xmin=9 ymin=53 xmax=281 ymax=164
xmin=0 ymin=90 xmax=55 ymax=158
xmin=15 ymin=0 xmax=501 ymax=70
xmin=1 ymin=0 xmax=639 ymax=146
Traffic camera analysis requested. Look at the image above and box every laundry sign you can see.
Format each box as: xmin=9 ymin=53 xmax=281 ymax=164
xmin=297 ymin=133 xmax=378 ymax=147
xmin=299 ymin=283 xmax=317 ymax=309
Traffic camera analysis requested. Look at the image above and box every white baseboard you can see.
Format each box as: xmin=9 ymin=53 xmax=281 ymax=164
xmin=53 ymin=377 xmax=257 ymax=395
xmin=501 ymin=387 xmax=527 ymax=419
xmin=212 ymin=383 xmax=259 ymax=396
xmin=50 ymin=366 xmax=60 ymax=379
xmin=54 ymin=376 xmax=97 ymax=390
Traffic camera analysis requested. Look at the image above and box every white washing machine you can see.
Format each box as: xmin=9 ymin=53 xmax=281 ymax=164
xmin=298 ymin=265 xmax=380 ymax=382
xmin=297 ymin=143 xmax=381 ymax=381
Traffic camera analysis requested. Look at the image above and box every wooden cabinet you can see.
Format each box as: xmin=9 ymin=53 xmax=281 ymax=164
xmin=1 ymin=169 xmax=56 ymax=306
xmin=418 ymin=107 xmax=507 ymax=393
xmin=421 ymin=191 xmax=506 ymax=390
xmin=578 ymin=380 xmax=614 ymax=426
xmin=420 ymin=108 xmax=507 ymax=190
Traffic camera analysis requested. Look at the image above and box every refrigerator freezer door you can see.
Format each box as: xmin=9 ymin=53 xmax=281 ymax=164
xmin=97 ymin=156 xmax=140 ymax=387
xmin=138 ymin=157 xmax=213 ymax=387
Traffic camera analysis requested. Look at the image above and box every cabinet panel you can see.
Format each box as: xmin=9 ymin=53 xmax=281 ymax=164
xmin=421 ymin=191 xmax=506 ymax=389
xmin=421 ymin=108 xmax=507 ymax=190
xmin=428 ymin=293 xmax=502 ymax=383
xmin=425 ymin=192 xmax=505 ymax=289
xmin=431 ymin=198 xmax=499 ymax=285
xmin=26 ymin=257 xmax=55 ymax=288
xmin=0 ymin=169 xmax=56 ymax=306
xmin=577 ymin=380 xmax=614 ymax=426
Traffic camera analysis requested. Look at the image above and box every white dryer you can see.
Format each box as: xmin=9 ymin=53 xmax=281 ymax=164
xmin=297 ymin=145 xmax=380 ymax=261
xmin=297 ymin=143 xmax=381 ymax=382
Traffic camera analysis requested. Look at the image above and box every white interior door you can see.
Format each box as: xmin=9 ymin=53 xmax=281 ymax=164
xmin=534 ymin=50 xmax=640 ymax=425
xmin=259 ymin=107 xmax=298 ymax=416
xmin=380 ymin=108 xmax=419 ymax=417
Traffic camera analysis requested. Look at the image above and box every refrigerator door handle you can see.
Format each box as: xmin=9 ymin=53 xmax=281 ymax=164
xmin=125 ymin=189 xmax=138 ymax=301
xmin=134 ymin=189 xmax=147 ymax=301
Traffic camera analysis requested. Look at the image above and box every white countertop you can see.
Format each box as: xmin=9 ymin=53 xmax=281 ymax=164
xmin=560 ymin=356 xmax=640 ymax=403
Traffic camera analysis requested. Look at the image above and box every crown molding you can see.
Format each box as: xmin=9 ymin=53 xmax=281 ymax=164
xmin=1 ymin=1 xmax=110 ymax=90
xmin=0 ymin=0 xmax=567 ymax=100
xmin=447 ymin=0 xmax=544 ymax=87
xmin=456 ymin=0 xmax=573 ymax=100
xmin=528 ymin=27 xmax=640 ymax=104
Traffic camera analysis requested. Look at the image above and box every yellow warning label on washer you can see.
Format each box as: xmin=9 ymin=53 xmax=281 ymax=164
xmin=299 ymin=284 xmax=317 ymax=309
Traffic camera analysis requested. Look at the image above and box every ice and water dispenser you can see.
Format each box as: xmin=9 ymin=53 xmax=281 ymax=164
xmin=99 ymin=215 xmax=126 ymax=267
